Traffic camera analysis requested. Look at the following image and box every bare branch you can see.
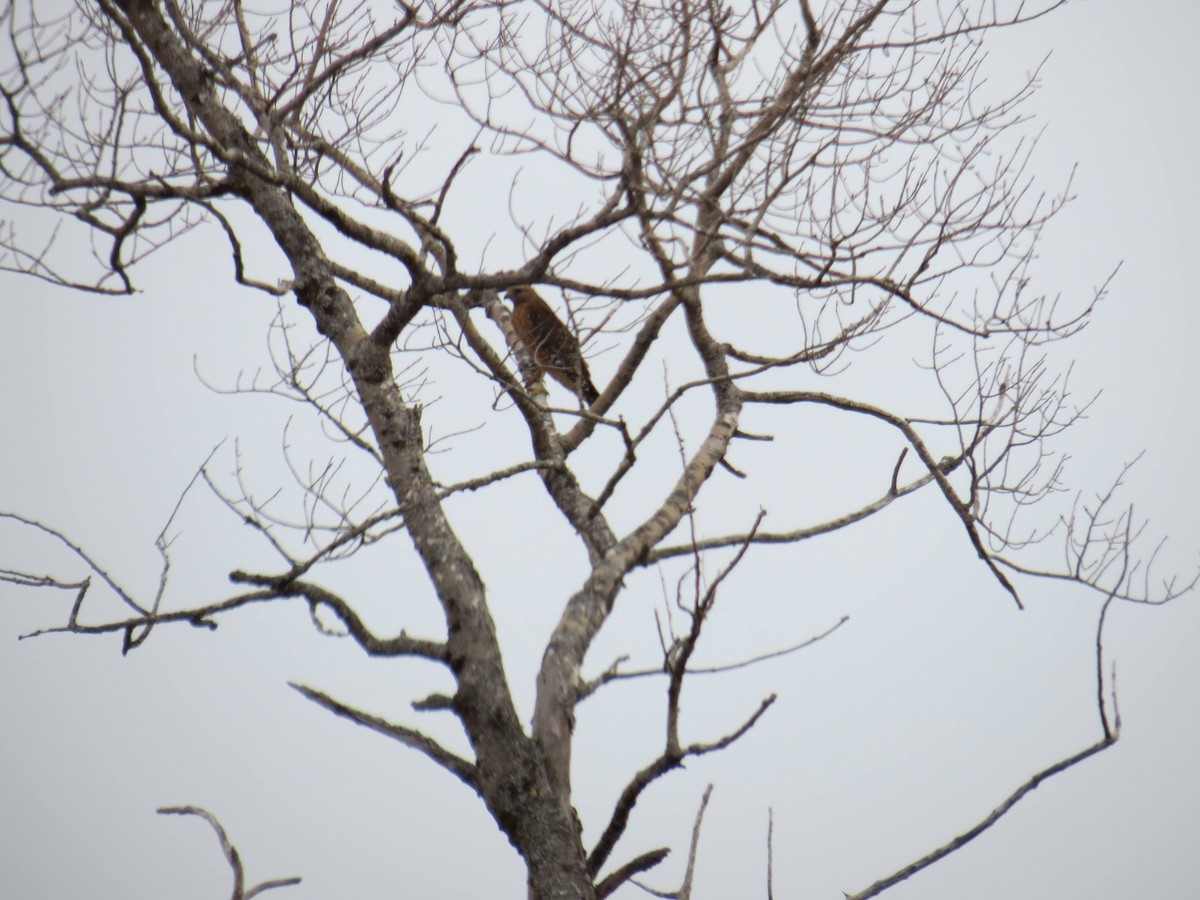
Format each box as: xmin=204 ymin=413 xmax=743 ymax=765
xmin=848 ymin=529 xmax=1127 ymax=898
xmin=631 ymin=784 xmax=714 ymax=900
xmin=229 ymin=571 xmax=448 ymax=661
xmin=595 ymin=848 xmax=670 ymax=900
xmin=588 ymin=696 xmax=774 ymax=878
xmin=766 ymin=808 xmax=775 ymax=900
xmin=745 ymin=390 xmax=1023 ymax=606
xmin=845 ymin=735 xmax=1116 ymax=900
xmin=580 ymin=615 xmax=849 ymax=701
xmin=157 ymin=806 xmax=301 ymax=899
xmin=0 ymin=511 xmax=147 ymax=617
xmin=289 ymin=682 xmax=479 ymax=789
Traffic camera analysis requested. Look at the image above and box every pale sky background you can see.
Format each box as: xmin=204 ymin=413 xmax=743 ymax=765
xmin=2 ymin=2 xmax=1199 ymax=899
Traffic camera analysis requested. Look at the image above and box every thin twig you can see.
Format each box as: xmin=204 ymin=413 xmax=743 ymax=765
xmin=157 ymin=806 xmax=301 ymax=899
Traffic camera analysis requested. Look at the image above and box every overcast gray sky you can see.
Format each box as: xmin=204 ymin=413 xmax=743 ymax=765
xmin=2 ymin=2 xmax=1198 ymax=898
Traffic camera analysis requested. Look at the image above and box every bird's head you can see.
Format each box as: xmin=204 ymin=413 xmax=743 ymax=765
xmin=506 ymin=285 xmax=537 ymax=305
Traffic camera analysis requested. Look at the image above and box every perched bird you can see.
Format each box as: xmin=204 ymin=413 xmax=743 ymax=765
xmin=505 ymin=285 xmax=600 ymax=405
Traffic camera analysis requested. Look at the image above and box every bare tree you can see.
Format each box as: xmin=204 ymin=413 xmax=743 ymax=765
xmin=1 ymin=1 xmax=1191 ymax=897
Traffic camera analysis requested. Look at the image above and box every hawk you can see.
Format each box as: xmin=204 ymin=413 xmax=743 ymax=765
xmin=505 ymin=285 xmax=600 ymax=405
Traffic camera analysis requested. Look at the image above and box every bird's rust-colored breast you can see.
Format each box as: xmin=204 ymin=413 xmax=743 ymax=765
xmin=505 ymin=286 xmax=600 ymax=404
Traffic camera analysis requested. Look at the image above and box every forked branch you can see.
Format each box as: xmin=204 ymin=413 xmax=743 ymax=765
xmin=846 ymin=573 xmax=1125 ymax=898
xmin=157 ymin=806 xmax=301 ymax=899
xmin=289 ymin=682 xmax=479 ymax=789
